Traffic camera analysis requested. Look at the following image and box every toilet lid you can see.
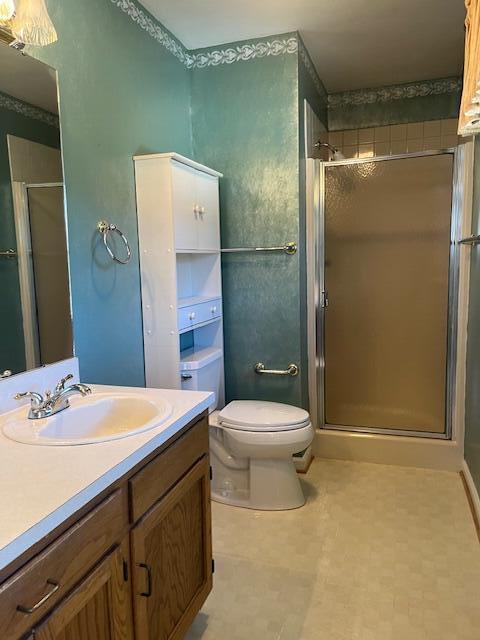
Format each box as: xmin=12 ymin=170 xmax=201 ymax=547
xmin=218 ymin=400 xmax=310 ymax=432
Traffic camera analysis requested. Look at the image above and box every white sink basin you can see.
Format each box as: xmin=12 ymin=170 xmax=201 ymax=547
xmin=1 ymin=393 xmax=173 ymax=446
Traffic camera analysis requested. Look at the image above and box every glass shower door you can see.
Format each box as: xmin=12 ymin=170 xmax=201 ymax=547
xmin=323 ymin=153 xmax=455 ymax=435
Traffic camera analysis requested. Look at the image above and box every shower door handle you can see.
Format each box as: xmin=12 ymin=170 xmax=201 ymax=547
xmin=320 ymin=290 xmax=329 ymax=309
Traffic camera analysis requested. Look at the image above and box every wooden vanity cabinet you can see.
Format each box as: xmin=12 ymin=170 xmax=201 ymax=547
xmin=0 ymin=412 xmax=211 ymax=640
xmin=131 ymin=456 xmax=212 ymax=640
xmin=33 ymin=539 xmax=134 ymax=640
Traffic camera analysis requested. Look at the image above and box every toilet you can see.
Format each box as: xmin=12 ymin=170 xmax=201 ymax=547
xmin=209 ymin=400 xmax=314 ymax=510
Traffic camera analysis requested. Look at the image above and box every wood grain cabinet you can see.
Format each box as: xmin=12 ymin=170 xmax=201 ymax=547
xmin=33 ymin=540 xmax=133 ymax=640
xmin=0 ymin=413 xmax=211 ymax=640
xmin=131 ymin=456 xmax=212 ymax=640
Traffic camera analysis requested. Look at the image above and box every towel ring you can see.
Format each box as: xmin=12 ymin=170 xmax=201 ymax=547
xmin=97 ymin=220 xmax=131 ymax=264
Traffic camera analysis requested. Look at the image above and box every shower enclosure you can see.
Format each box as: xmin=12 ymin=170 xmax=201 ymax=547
xmin=308 ymin=149 xmax=463 ymax=439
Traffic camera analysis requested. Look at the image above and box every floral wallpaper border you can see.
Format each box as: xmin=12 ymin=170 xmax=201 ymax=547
xmin=328 ymin=77 xmax=462 ymax=108
xmin=0 ymin=91 xmax=59 ymax=128
xmin=111 ymin=0 xmax=301 ymax=69
xmin=110 ymin=0 xmax=461 ymax=110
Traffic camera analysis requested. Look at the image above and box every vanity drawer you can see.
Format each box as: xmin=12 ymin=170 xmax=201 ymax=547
xmin=129 ymin=415 xmax=209 ymax=522
xmin=178 ymin=298 xmax=222 ymax=332
xmin=0 ymin=489 xmax=127 ymax=640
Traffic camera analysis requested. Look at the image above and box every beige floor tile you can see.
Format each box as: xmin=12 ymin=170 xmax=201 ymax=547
xmin=186 ymin=459 xmax=480 ymax=640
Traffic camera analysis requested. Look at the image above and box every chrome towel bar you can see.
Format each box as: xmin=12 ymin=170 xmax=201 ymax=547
xmin=0 ymin=249 xmax=17 ymax=258
xmin=221 ymin=242 xmax=297 ymax=255
xmin=459 ymin=235 xmax=480 ymax=245
xmin=97 ymin=220 xmax=132 ymax=264
xmin=254 ymin=362 xmax=299 ymax=377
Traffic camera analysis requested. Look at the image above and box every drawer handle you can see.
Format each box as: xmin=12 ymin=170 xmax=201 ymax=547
xmin=17 ymin=579 xmax=60 ymax=614
xmin=188 ymin=312 xmax=196 ymax=321
xmin=138 ymin=563 xmax=152 ymax=598
xmin=181 ymin=374 xmax=193 ymax=380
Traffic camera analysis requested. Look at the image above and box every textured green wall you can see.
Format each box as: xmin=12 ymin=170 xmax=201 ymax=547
xmin=329 ymin=91 xmax=461 ymax=131
xmin=465 ymin=137 xmax=480 ymax=494
xmin=28 ymin=0 xmax=192 ymax=386
xmin=191 ymin=38 xmax=307 ymax=407
xmin=0 ymin=100 xmax=60 ymax=375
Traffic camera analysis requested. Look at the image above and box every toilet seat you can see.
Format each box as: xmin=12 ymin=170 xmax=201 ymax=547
xmin=218 ymin=400 xmax=310 ymax=432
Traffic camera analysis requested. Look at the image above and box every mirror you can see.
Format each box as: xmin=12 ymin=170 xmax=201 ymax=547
xmin=0 ymin=42 xmax=73 ymax=378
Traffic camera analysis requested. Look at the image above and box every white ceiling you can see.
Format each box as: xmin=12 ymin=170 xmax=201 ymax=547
xmin=139 ymin=0 xmax=466 ymax=92
xmin=0 ymin=44 xmax=58 ymax=113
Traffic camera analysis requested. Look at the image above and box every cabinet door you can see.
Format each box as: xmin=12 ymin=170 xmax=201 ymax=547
xmin=131 ymin=456 xmax=212 ymax=640
xmin=196 ymin=173 xmax=220 ymax=251
xmin=172 ymin=162 xmax=199 ymax=250
xmin=33 ymin=541 xmax=133 ymax=640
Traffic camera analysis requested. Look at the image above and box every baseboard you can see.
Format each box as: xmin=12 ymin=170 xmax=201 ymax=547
xmin=461 ymin=460 xmax=480 ymax=541
xmin=313 ymin=429 xmax=463 ymax=471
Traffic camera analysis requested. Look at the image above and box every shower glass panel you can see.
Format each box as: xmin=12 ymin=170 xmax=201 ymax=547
xmin=27 ymin=185 xmax=72 ymax=365
xmin=324 ymin=153 xmax=454 ymax=434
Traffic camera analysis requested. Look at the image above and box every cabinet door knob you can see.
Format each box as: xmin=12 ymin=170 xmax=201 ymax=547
xmin=188 ymin=312 xmax=196 ymax=321
xmin=211 ymin=306 xmax=217 ymax=314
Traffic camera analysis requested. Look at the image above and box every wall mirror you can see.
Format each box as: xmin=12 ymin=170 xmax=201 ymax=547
xmin=0 ymin=40 xmax=73 ymax=379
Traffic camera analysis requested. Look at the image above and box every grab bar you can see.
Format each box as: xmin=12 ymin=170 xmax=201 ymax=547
xmin=0 ymin=249 xmax=17 ymax=258
xmin=459 ymin=235 xmax=480 ymax=245
xmin=254 ymin=362 xmax=299 ymax=377
xmin=221 ymin=242 xmax=297 ymax=255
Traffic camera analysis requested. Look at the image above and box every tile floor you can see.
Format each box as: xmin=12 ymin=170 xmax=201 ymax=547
xmin=186 ymin=459 xmax=480 ymax=640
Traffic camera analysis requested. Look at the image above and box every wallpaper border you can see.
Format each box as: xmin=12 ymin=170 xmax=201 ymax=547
xmin=0 ymin=91 xmax=59 ymax=129
xmin=328 ymin=77 xmax=462 ymax=108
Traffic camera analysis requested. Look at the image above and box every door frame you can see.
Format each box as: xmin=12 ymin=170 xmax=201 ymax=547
xmin=11 ymin=181 xmax=67 ymax=370
xmin=307 ymin=147 xmax=466 ymax=440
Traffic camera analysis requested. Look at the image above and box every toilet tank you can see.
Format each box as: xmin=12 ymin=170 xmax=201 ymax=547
xmin=180 ymin=347 xmax=222 ymax=412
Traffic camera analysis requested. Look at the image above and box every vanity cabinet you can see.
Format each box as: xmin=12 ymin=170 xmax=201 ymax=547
xmin=32 ymin=540 xmax=133 ymax=640
xmin=0 ymin=412 xmax=211 ymax=640
xmin=131 ymin=457 xmax=212 ymax=640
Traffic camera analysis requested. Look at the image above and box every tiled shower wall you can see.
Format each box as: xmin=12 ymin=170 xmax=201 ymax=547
xmin=328 ymin=118 xmax=459 ymax=159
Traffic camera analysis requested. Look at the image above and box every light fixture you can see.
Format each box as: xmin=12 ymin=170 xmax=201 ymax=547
xmin=0 ymin=0 xmax=15 ymax=22
xmin=11 ymin=0 xmax=57 ymax=46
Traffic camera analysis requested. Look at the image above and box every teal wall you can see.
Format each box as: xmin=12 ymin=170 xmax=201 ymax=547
xmin=465 ymin=138 xmax=480 ymax=495
xmin=329 ymin=90 xmax=461 ymax=131
xmin=29 ymin=0 xmax=193 ymax=386
xmin=0 ymin=97 xmax=60 ymax=375
xmin=191 ymin=36 xmax=308 ymax=407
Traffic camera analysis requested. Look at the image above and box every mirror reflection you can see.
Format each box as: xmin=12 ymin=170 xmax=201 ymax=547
xmin=0 ymin=43 xmax=72 ymax=378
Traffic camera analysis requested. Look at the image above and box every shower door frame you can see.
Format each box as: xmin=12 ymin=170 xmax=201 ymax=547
xmin=311 ymin=148 xmax=464 ymax=440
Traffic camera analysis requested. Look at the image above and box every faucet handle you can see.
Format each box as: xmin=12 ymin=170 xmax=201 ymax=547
xmin=14 ymin=391 xmax=44 ymax=408
xmin=55 ymin=374 xmax=74 ymax=394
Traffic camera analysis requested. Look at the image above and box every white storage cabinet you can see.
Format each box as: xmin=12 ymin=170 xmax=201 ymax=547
xmin=134 ymin=152 xmax=225 ymax=408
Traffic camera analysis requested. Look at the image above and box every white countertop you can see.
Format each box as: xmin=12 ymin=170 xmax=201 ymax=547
xmin=0 ymin=385 xmax=212 ymax=572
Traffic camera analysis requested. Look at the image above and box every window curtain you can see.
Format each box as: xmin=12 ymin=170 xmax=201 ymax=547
xmin=459 ymin=0 xmax=480 ymax=135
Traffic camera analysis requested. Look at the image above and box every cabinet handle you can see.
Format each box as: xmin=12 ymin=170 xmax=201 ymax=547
xmin=199 ymin=206 xmax=205 ymax=214
xmin=17 ymin=579 xmax=60 ymax=614
xmin=188 ymin=312 xmax=196 ymax=321
xmin=138 ymin=563 xmax=152 ymax=598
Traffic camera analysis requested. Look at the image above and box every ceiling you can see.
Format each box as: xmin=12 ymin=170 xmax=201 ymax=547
xmin=0 ymin=45 xmax=58 ymax=113
xmin=139 ymin=0 xmax=466 ymax=92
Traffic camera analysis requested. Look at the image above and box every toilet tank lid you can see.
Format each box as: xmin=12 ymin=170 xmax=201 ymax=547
xmin=180 ymin=346 xmax=223 ymax=371
xmin=218 ymin=400 xmax=310 ymax=430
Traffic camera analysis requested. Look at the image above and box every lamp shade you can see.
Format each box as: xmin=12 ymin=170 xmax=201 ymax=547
xmin=0 ymin=0 xmax=15 ymax=21
xmin=12 ymin=0 xmax=57 ymax=46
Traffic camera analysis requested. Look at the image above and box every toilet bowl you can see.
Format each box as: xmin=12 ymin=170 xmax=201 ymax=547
xmin=209 ymin=400 xmax=314 ymax=510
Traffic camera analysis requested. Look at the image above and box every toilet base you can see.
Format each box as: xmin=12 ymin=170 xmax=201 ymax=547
xmin=211 ymin=457 xmax=306 ymax=511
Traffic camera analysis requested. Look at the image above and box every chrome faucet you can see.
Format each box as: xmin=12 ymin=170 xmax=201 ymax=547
xmin=14 ymin=374 xmax=92 ymax=419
